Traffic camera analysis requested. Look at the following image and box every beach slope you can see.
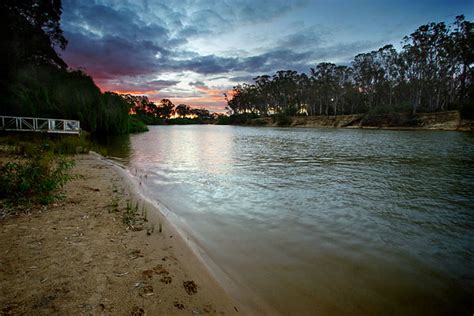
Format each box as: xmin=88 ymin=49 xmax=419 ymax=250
xmin=0 ymin=154 xmax=240 ymax=315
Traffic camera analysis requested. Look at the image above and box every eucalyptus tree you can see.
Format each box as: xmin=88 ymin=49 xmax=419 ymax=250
xmin=156 ymin=99 xmax=175 ymax=118
xmin=311 ymin=63 xmax=340 ymax=115
xmin=451 ymin=15 xmax=474 ymax=104
xmin=272 ymin=70 xmax=300 ymax=114
xmin=225 ymin=15 xmax=472 ymax=118
xmin=401 ymin=22 xmax=452 ymax=113
xmin=254 ymin=75 xmax=272 ymax=115
xmin=352 ymin=51 xmax=386 ymax=111
xmin=175 ymin=104 xmax=191 ymax=118
xmin=375 ymin=45 xmax=400 ymax=107
xmin=191 ymin=108 xmax=211 ymax=119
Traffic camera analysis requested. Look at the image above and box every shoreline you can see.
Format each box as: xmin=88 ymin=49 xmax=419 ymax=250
xmin=0 ymin=153 xmax=245 ymax=315
xmin=238 ymin=110 xmax=474 ymax=132
xmin=100 ymin=152 xmax=279 ymax=315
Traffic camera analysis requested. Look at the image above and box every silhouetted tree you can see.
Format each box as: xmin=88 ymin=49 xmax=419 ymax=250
xmin=227 ymin=16 xmax=473 ymax=118
xmin=175 ymin=104 xmax=191 ymax=118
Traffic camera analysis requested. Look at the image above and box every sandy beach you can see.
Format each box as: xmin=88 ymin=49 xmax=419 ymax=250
xmin=0 ymin=153 xmax=241 ymax=315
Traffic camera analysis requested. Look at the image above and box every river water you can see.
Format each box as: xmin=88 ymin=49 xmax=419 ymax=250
xmin=107 ymin=125 xmax=474 ymax=315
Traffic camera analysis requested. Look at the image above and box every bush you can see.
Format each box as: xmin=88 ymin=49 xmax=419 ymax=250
xmin=128 ymin=116 xmax=149 ymax=133
xmin=217 ymin=113 xmax=259 ymax=125
xmin=0 ymin=146 xmax=76 ymax=204
xmin=272 ymin=114 xmax=293 ymax=126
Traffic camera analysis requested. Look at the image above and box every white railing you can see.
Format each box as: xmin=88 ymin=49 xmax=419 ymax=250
xmin=0 ymin=116 xmax=80 ymax=134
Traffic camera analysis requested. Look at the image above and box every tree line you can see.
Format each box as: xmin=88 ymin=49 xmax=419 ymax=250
xmin=227 ymin=16 xmax=473 ymax=118
xmin=123 ymin=94 xmax=221 ymax=124
xmin=0 ymin=0 xmax=142 ymax=135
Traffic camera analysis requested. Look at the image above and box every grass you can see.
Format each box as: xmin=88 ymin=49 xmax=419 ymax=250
xmin=123 ymin=200 xmax=153 ymax=232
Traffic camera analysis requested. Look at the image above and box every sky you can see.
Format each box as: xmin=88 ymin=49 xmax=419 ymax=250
xmin=59 ymin=0 xmax=473 ymax=112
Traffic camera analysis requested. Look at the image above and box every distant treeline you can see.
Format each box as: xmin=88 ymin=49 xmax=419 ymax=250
xmin=227 ymin=16 xmax=473 ymax=118
xmin=124 ymin=94 xmax=223 ymax=124
xmin=0 ymin=0 xmax=143 ymax=135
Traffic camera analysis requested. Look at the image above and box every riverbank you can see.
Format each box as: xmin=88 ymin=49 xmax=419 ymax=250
xmin=243 ymin=110 xmax=474 ymax=131
xmin=0 ymin=153 xmax=240 ymax=315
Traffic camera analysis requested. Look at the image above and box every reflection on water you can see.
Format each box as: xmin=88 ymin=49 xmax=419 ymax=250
xmin=112 ymin=126 xmax=474 ymax=315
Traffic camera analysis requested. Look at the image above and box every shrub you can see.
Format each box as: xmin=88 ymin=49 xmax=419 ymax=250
xmin=128 ymin=116 xmax=149 ymax=133
xmin=273 ymin=114 xmax=293 ymax=126
xmin=0 ymin=147 xmax=76 ymax=204
xmin=217 ymin=113 xmax=259 ymax=125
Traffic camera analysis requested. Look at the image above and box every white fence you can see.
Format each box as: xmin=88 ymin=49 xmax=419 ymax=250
xmin=0 ymin=116 xmax=80 ymax=135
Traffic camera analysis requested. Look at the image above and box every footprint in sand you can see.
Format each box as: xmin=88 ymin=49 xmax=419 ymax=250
xmin=183 ymin=280 xmax=198 ymax=295
xmin=141 ymin=269 xmax=154 ymax=279
xmin=130 ymin=306 xmax=145 ymax=315
xmin=153 ymin=264 xmax=169 ymax=275
xmin=173 ymin=301 xmax=185 ymax=310
xmin=139 ymin=284 xmax=154 ymax=297
xmin=160 ymin=276 xmax=172 ymax=284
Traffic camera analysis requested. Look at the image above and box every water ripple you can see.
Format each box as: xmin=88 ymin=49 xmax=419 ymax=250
xmin=125 ymin=126 xmax=474 ymax=315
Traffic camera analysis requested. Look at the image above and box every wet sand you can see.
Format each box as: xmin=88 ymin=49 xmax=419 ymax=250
xmin=0 ymin=154 xmax=242 ymax=315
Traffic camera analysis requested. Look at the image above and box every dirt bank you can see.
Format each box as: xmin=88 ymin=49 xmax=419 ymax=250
xmin=245 ymin=111 xmax=474 ymax=131
xmin=0 ymin=154 xmax=240 ymax=315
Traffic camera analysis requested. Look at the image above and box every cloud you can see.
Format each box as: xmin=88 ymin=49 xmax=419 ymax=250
xmin=97 ymin=77 xmax=179 ymax=94
xmin=58 ymin=0 xmax=407 ymax=111
xmin=189 ymin=80 xmax=206 ymax=86
xmin=229 ymin=75 xmax=256 ymax=83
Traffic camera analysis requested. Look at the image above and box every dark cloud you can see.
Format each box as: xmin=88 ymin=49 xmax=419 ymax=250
xmin=62 ymin=31 xmax=164 ymax=79
xmin=58 ymin=0 xmax=399 ymax=111
xmin=60 ymin=0 xmax=314 ymax=77
xmin=229 ymin=75 xmax=255 ymax=83
xmin=230 ymin=0 xmax=308 ymax=24
xmin=277 ymin=27 xmax=326 ymax=51
xmin=189 ymin=80 xmax=206 ymax=87
xmin=98 ymin=77 xmax=179 ymax=93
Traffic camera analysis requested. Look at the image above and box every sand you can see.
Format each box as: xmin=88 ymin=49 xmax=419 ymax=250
xmin=0 ymin=154 xmax=241 ymax=315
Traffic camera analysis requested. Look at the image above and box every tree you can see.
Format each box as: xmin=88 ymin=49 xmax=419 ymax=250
xmin=0 ymin=0 xmax=135 ymax=135
xmin=1 ymin=0 xmax=67 ymax=69
xmin=191 ymin=108 xmax=211 ymax=119
xmin=451 ymin=15 xmax=474 ymax=104
xmin=226 ymin=16 xmax=472 ymax=118
xmin=175 ymin=104 xmax=191 ymax=118
xmin=156 ymin=99 xmax=175 ymax=118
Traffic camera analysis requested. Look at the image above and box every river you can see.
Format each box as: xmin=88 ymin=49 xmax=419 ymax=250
xmin=106 ymin=125 xmax=474 ymax=315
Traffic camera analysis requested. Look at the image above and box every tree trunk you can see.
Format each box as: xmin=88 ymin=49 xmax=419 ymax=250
xmin=460 ymin=63 xmax=466 ymax=103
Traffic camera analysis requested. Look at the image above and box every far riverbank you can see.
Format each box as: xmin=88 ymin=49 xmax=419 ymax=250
xmin=240 ymin=110 xmax=474 ymax=131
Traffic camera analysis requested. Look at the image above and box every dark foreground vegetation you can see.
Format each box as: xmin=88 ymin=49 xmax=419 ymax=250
xmin=0 ymin=0 xmax=220 ymax=133
xmin=0 ymin=134 xmax=87 ymax=205
xmin=0 ymin=0 xmax=148 ymax=135
xmin=226 ymin=16 xmax=473 ymax=122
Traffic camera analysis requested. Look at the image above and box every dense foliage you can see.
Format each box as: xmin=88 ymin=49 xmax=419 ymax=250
xmin=227 ymin=16 xmax=473 ymax=117
xmin=0 ymin=0 xmax=139 ymax=135
xmin=128 ymin=116 xmax=149 ymax=133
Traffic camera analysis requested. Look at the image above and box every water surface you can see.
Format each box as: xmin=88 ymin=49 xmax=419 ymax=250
xmin=114 ymin=126 xmax=474 ymax=315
